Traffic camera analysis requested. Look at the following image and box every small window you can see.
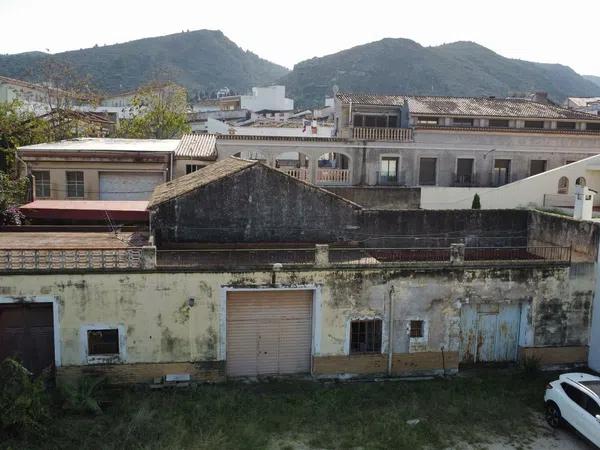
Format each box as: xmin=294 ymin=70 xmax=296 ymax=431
xmin=524 ymin=120 xmax=544 ymax=129
xmin=488 ymin=119 xmax=510 ymax=128
xmin=380 ymin=157 xmax=399 ymax=184
xmin=587 ymin=122 xmax=600 ymax=132
xmin=557 ymin=121 xmax=576 ymax=130
xmin=576 ymin=176 xmax=587 ymax=187
xmin=409 ymin=320 xmax=424 ymax=338
xmin=87 ymin=329 xmax=119 ymax=355
xmin=419 ymin=157 xmax=437 ymax=186
xmin=66 ymin=171 xmax=84 ymax=198
xmin=350 ymin=319 xmax=382 ymax=354
xmin=186 ymin=164 xmax=205 ymax=175
xmin=558 ymin=176 xmax=569 ymax=194
xmin=32 ymin=171 xmax=50 ymax=198
xmin=452 ymin=118 xmax=474 ymax=127
xmin=529 ymin=160 xmax=547 ymax=176
xmin=417 ymin=116 xmax=439 ymax=125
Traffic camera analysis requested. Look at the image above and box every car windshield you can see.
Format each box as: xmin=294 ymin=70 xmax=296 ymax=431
xmin=581 ymin=381 xmax=600 ymax=397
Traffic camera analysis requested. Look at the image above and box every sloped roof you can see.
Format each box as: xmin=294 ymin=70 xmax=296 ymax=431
xmin=148 ymin=157 xmax=363 ymax=209
xmin=148 ymin=157 xmax=257 ymax=208
xmin=175 ymin=134 xmax=217 ymax=160
xmin=336 ymin=93 xmax=600 ymax=121
xmin=567 ymin=97 xmax=600 ymax=108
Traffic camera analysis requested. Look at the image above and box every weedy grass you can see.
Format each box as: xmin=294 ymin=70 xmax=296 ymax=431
xmin=2 ymin=370 xmax=553 ymax=450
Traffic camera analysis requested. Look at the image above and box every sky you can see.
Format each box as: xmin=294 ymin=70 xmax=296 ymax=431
xmin=1 ymin=0 xmax=599 ymax=76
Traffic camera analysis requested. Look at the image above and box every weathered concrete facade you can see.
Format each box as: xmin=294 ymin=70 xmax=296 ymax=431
xmin=0 ymin=260 xmax=592 ymax=383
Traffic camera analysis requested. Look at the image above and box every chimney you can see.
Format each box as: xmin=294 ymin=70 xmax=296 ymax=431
xmin=533 ymin=92 xmax=549 ymax=103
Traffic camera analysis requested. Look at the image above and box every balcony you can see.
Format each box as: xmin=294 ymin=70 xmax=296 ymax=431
xmin=352 ymin=127 xmax=413 ymax=142
xmin=316 ymin=168 xmax=351 ymax=185
xmin=280 ymin=167 xmax=309 ymax=182
xmin=376 ymin=170 xmax=407 ymax=186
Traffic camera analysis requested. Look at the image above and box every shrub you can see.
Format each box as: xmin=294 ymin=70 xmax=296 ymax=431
xmin=0 ymin=358 xmax=49 ymax=436
xmin=520 ymin=355 xmax=542 ymax=377
xmin=471 ymin=193 xmax=481 ymax=209
xmin=60 ymin=376 xmax=106 ymax=415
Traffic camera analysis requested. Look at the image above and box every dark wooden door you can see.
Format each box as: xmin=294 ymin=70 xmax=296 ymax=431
xmin=0 ymin=303 xmax=54 ymax=374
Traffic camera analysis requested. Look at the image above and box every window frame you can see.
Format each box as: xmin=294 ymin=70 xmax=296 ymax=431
xmin=66 ymin=171 xmax=85 ymax=198
xmin=529 ymin=159 xmax=547 ymax=176
xmin=418 ymin=157 xmax=438 ymax=186
xmin=409 ymin=320 xmax=425 ymax=339
xmin=32 ymin=170 xmax=51 ymax=198
xmin=380 ymin=156 xmax=400 ymax=184
xmin=349 ymin=319 xmax=383 ymax=355
xmin=185 ymin=164 xmax=205 ymax=175
xmin=81 ymin=324 xmax=126 ymax=364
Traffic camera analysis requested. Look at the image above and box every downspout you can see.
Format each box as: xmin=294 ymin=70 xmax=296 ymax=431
xmin=169 ymin=152 xmax=174 ymax=181
xmin=387 ymin=286 xmax=395 ymax=376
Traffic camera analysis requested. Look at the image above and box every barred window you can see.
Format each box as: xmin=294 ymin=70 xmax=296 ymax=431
xmin=87 ymin=329 xmax=119 ymax=355
xmin=350 ymin=319 xmax=382 ymax=354
xmin=409 ymin=320 xmax=424 ymax=338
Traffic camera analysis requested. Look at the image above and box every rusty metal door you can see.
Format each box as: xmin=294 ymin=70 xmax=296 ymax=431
xmin=459 ymin=303 xmax=520 ymax=363
xmin=0 ymin=303 xmax=54 ymax=374
xmin=226 ymin=291 xmax=312 ymax=377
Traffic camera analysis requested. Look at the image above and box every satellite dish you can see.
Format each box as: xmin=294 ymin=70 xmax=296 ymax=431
xmin=332 ymin=85 xmax=339 ymax=96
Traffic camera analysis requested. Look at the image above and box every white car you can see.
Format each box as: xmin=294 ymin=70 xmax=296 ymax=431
xmin=544 ymin=372 xmax=600 ymax=447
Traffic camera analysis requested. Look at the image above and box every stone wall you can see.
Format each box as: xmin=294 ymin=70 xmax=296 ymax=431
xmin=326 ymin=187 xmax=421 ymax=210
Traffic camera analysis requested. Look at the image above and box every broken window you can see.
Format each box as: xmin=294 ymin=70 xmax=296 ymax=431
xmin=456 ymin=158 xmax=474 ymax=185
xmin=87 ymin=329 xmax=119 ymax=355
xmin=419 ymin=157 xmax=437 ymax=185
xmin=493 ymin=159 xmax=511 ymax=186
xmin=409 ymin=320 xmax=424 ymax=338
xmin=350 ymin=319 xmax=382 ymax=354
xmin=529 ymin=160 xmax=547 ymax=176
xmin=488 ymin=119 xmax=510 ymax=128
xmin=452 ymin=118 xmax=474 ymax=127
xmin=556 ymin=121 xmax=576 ymax=130
xmin=524 ymin=120 xmax=544 ymax=129
xmin=186 ymin=164 xmax=205 ymax=174
xmin=66 ymin=171 xmax=84 ymax=198
xmin=32 ymin=171 xmax=50 ymax=198
xmin=558 ymin=176 xmax=569 ymax=194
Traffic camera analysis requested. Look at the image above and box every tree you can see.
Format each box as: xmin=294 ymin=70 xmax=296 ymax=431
xmin=472 ymin=193 xmax=481 ymax=209
xmin=116 ymin=82 xmax=191 ymax=139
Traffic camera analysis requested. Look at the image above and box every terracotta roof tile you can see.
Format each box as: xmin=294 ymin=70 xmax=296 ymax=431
xmin=175 ymin=134 xmax=217 ymax=160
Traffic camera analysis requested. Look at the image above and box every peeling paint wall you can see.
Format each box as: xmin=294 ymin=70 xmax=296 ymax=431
xmin=0 ymin=264 xmax=592 ymax=378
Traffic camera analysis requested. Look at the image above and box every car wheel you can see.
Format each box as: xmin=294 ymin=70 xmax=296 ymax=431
xmin=545 ymin=402 xmax=562 ymax=428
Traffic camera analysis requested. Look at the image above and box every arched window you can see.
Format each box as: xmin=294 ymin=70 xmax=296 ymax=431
xmin=558 ymin=176 xmax=569 ymax=194
xmin=576 ymin=176 xmax=587 ymax=187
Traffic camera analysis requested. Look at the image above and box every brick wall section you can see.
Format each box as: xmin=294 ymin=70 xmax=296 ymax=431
xmin=57 ymin=361 xmax=225 ymax=385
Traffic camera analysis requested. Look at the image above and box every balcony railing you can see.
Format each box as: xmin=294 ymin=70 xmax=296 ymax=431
xmin=352 ymin=127 xmax=413 ymax=141
xmin=453 ymin=173 xmax=478 ymax=187
xmin=316 ymin=168 xmax=350 ymax=184
xmin=0 ymin=247 xmax=146 ymax=271
xmin=280 ymin=167 xmax=309 ymax=181
xmin=376 ymin=170 xmax=407 ymax=186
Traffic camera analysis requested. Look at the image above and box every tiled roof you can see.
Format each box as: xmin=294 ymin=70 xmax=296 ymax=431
xmin=567 ymin=97 xmax=600 ymax=108
xmin=148 ymin=157 xmax=256 ymax=208
xmin=175 ymin=134 xmax=217 ymax=160
xmin=336 ymin=93 xmax=600 ymax=120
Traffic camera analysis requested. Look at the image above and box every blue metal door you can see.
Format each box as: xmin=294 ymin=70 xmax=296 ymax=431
xmin=460 ymin=303 xmax=521 ymax=363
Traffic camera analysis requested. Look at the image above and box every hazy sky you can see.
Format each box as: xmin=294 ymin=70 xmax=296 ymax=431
xmin=1 ymin=0 xmax=599 ymax=75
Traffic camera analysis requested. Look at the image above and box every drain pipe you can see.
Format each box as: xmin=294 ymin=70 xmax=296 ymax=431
xmin=387 ymin=286 xmax=395 ymax=376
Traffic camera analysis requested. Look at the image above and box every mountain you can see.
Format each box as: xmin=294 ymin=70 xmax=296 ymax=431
xmin=0 ymin=30 xmax=289 ymax=96
xmin=281 ymin=39 xmax=600 ymax=108
xmin=584 ymin=75 xmax=600 ymax=89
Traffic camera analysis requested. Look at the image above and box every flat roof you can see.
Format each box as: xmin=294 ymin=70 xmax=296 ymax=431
xmin=20 ymin=200 xmax=149 ymax=222
xmin=18 ymin=138 xmax=180 ymax=153
xmin=0 ymin=232 xmax=146 ymax=249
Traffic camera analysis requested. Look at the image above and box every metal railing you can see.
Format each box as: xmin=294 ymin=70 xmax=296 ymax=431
xmin=0 ymin=247 xmax=145 ymax=271
xmin=157 ymin=248 xmax=316 ymax=268
xmin=453 ymin=173 xmax=479 ymax=187
xmin=464 ymin=246 xmax=571 ymax=263
xmin=352 ymin=127 xmax=413 ymax=141
xmin=329 ymin=247 xmax=452 ymax=265
xmin=375 ymin=170 xmax=407 ymax=186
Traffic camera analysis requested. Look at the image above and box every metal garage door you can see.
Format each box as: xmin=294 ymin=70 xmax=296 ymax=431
xmin=0 ymin=303 xmax=54 ymax=374
xmin=99 ymin=172 xmax=164 ymax=200
xmin=459 ymin=303 xmax=521 ymax=364
xmin=226 ymin=290 xmax=313 ymax=377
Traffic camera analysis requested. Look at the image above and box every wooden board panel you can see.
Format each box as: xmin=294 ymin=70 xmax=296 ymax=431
xmin=226 ymin=291 xmax=312 ymax=377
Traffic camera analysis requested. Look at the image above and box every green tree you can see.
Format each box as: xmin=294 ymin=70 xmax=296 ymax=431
xmin=117 ymin=82 xmax=191 ymax=139
xmin=472 ymin=193 xmax=481 ymax=209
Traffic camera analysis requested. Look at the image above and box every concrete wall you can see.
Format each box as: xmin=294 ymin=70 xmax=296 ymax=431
xmin=0 ymin=262 xmax=591 ymax=382
xmin=325 ymin=187 xmax=421 ymax=210
xmin=150 ymin=164 xmax=361 ymax=245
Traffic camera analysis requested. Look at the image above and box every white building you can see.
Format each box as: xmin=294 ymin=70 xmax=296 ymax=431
xmin=565 ymin=97 xmax=600 ymax=116
xmin=219 ymin=85 xmax=294 ymax=113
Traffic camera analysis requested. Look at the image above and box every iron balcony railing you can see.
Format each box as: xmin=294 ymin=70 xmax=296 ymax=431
xmin=453 ymin=173 xmax=479 ymax=187
xmin=156 ymin=245 xmax=572 ymax=269
xmin=376 ymin=170 xmax=407 ymax=186
xmin=0 ymin=247 xmax=145 ymax=271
